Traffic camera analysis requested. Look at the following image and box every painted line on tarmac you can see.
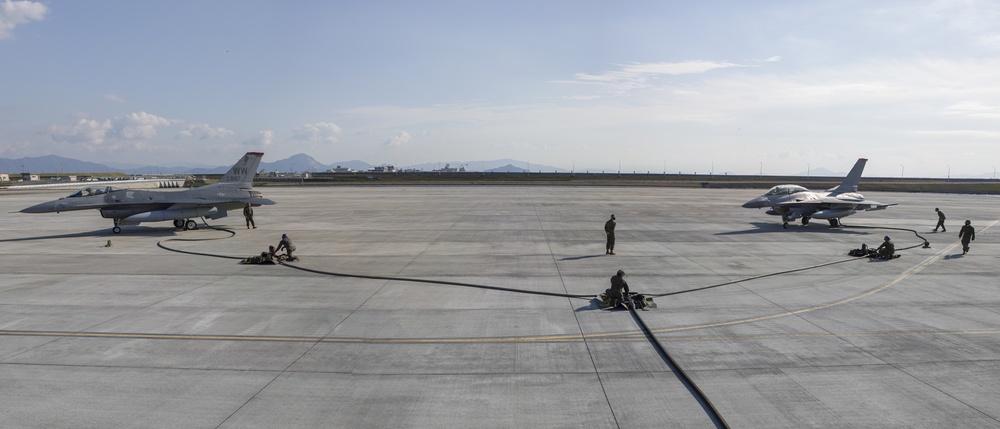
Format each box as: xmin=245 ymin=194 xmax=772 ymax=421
xmin=2 ymin=327 xmax=1000 ymax=345
xmin=2 ymin=221 xmax=993 ymax=345
xmin=644 ymin=219 xmax=999 ymax=335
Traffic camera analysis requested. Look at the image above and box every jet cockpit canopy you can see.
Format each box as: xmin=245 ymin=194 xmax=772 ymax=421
xmin=764 ymin=185 xmax=810 ymax=196
xmin=67 ymin=187 xmax=122 ymax=198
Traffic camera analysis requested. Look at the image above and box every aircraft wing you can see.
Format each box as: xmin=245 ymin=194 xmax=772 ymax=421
xmin=247 ymin=197 xmax=276 ymax=206
xmin=776 ymin=198 xmax=896 ymax=221
xmin=855 ymin=201 xmax=897 ymax=211
xmin=777 ymin=197 xmax=894 ymax=210
xmin=148 ymin=196 xmax=277 ymax=205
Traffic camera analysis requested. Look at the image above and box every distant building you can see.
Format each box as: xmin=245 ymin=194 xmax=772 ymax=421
xmin=53 ymin=175 xmax=78 ymax=182
xmin=370 ymin=165 xmax=397 ymax=173
xmin=21 ymin=173 xmax=40 ymax=182
xmin=432 ymin=164 xmax=465 ymax=173
xmin=329 ymin=166 xmax=355 ymax=173
xmin=0 ymin=173 xmax=9 ymax=182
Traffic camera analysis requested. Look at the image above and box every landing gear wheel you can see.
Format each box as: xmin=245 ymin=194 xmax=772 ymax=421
xmin=783 ymin=222 xmax=789 ymax=229
xmin=173 ymin=219 xmax=184 ymax=228
xmin=113 ymin=226 xmax=122 ymax=234
xmin=802 ymin=216 xmax=810 ymax=225
xmin=184 ymin=220 xmax=197 ymax=230
xmin=829 ymin=219 xmax=841 ymax=228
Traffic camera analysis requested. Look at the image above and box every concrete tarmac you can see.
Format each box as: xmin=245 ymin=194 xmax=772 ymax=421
xmin=1 ymin=186 xmax=998 ymax=428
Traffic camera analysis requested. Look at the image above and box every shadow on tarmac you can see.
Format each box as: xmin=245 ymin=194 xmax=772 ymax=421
xmin=717 ymin=222 xmax=869 ymax=236
xmin=559 ymin=254 xmax=607 ymax=261
xmin=942 ymin=253 xmax=966 ymax=260
xmin=0 ymin=227 xmax=177 ymax=242
xmin=574 ymin=298 xmax=605 ymax=312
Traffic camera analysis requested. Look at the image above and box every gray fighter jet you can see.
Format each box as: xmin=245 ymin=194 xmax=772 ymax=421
xmin=741 ymin=158 xmax=895 ymax=229
xmin=20 ymin=152 xmax=275 ymax=233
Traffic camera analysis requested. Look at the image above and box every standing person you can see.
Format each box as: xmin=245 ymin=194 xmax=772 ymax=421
xmin=934 ymin=208 xmax=946 ymax=232
xmin=604 ymin=214 xmax=616 ymax=255
xmin=275 ymin=233 xmax=296 ymax=260
xmin=609 ymin=269 xmax=630 ymax=309
xmin=959 ymin=220 xmax=975 ymax=254
xmin=244 ymin=203 xmax=256 ymax=229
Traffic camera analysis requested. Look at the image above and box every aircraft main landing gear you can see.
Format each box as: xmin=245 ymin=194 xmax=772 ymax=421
xmin=782 ymin=222 xmax=789 ymax=229
xmin=112 ymin=218 xmax=123 ymax=234
xmin=173 ymin=219 xmax=197 ymax=230
xmin=829 ymin=219 xmax=841 ymax=228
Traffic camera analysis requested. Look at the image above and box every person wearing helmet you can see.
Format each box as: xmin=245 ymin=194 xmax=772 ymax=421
xmin=275 ymin=233 xmax=296 ymax=260
xmin=933 ymin=208 xmax=946 ymax=232
xmin=959 ymin=220 xmax=975 ymax=254
xmin=604 ymin=214 xmax=617 ymax=255
xmin=609 ymin=269 xmax=630 ymax=308
xmin=876 ymin=235 xmax=895 ymax=259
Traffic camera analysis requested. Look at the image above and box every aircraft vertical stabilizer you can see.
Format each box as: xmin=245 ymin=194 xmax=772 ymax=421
xmin=827 ymin=158 xmax=867 ymax=195
xmin=220 ymin=152 xmax=264 ymax=184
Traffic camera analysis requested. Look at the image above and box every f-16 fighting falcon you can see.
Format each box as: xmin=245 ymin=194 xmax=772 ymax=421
xmin=20 ymin=152 xmax=275 ymax=234
xmin=741 ymin=158 xmax=895 ymax=229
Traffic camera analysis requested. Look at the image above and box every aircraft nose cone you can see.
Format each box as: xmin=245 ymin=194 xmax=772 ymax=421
xmin=742 ymin=196 xmax=769 ymax=208
xmin=20 ymin=201 xmax=59 ymax=213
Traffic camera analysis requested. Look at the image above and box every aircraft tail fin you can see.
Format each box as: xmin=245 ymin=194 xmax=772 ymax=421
xmin=219 ymin=152 xmax=264 ymax=184
xmin=828 ymin=158 xmax=867 ymax=194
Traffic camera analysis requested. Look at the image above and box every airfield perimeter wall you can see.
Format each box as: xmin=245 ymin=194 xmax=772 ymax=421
xmin=243 ymin=172 xmax=1000 ymax=195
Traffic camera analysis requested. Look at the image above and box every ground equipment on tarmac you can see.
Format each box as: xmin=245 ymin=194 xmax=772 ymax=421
xmin=599 ymin=291 xmax=657 ymax=310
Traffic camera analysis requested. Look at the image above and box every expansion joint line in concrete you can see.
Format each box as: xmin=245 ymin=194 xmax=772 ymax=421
xmin=630 ymin=308 xmax=730 ymax=429
xmin=646 ymin=219 xmax=1000 ymax=336
xmin=151 ymin=213 xmax=1000 ymax=356
xmin=889 ymin=363 xmax=1000 ymax=424
xmin=527 ymin=188 xmax=622 ymax=429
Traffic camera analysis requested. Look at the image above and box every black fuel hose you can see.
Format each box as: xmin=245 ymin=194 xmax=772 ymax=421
xmin=156 ymin=223 xmax=932 ymax=301
xmin=154 ymin=221 xmax=930 ymax=429
xmin=630 ymin=307 xmax=730 ymax=429
xmin=647 ymin=224 xmax=930 ymax=298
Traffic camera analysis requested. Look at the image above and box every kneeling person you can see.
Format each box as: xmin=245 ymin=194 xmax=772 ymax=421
xmin=609 ymin=269 xmax=630 ymax=308
xmin=275 ymin=234 xmax=296 ymax=260
xmin=876 ymin=236 xmax=895 ymax=259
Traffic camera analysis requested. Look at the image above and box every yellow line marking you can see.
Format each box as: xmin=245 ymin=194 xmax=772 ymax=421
xmin=645 ymin=219 xmax=998 ymax=335
xmin=2 ymin=328 xmax=999 ymax=344
xmin=2 ymin=221 xmax=993 ymax=345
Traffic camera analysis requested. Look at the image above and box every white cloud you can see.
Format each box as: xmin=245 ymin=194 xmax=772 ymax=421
xmin=177 ymin=123 xmax=236 ymax=140
xmin=909 ymin=129 xmax=1000 ymax=139
xmin=765 ymin=56 xmax=782 ymax=62
xmin=290 ymin=122 xmax=342 ymax=143
xmin=49 ymin=112 xmax=234 ymax=152
xmin=382 ymin=131 xmax=412 ymax=148
xmin=982 ymin=34 xmax=1000 ymax=48
xmin=561 ymin=60 xmax=744 ymax=94
xmin=114 ymin=112 xmax=173 ymax=139
xmin=104 ymin=94 xmax=125 ymax=103
xmin=51 ymin=118 xmax=113 ymax=145
xmin=0 ymin=0 xmax=47 ymax=40
xmin=243 ymin=130 xmax=273 ymax=147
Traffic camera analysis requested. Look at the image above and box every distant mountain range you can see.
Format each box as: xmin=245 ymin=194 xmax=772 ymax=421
xmin=0 ymin=154 xmax=565 ymax=175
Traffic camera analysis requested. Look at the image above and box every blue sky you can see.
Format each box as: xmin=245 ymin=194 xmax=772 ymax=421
xmin=2 ymin=0 xmax=999 ymax=176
